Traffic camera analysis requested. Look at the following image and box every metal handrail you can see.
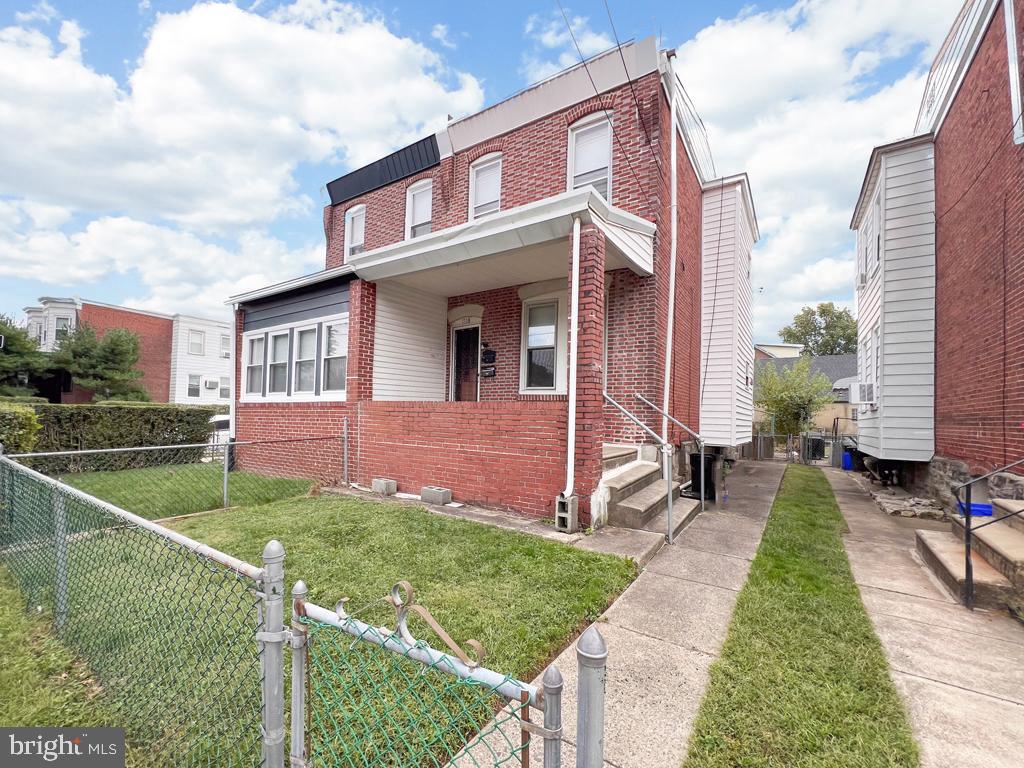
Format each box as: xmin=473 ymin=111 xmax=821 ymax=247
xmin=952 ymin=456 xmax=1024 ymax=610
xmin=634 ymin=394 xmax=705 ymax=515
xmin=603 ymin=392 xmax=676 ymax=544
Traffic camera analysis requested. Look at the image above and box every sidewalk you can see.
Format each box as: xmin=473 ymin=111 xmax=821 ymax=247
xmin=824 ymin=469 xmax=1024 ymax=768
xmin=532 ymin=460 xmax=786 ymax=768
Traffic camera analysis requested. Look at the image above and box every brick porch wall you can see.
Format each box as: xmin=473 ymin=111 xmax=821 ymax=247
xmin=935 ymin=0 xmax=1024 ymax=473
xmin=79 ymin=303 xmax=173 ymax=402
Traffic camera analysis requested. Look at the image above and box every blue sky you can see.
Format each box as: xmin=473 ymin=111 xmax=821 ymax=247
xmin=0 ymin=0 xmax=962 ymax=338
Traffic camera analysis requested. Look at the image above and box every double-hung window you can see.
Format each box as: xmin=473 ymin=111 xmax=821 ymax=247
xmin=469 ymin=154 xmax=501 ymax=219
xmin=220 ymin=334 xmax=230 ymax=359
xmin=293 ymin=327 xmax=317 ymax=393
xmin=268 ymin=332 xmax=289 ymax=394
xmin=345 ymin=205 xmax=366 ymax=257
xmin=55 ymin=317 xmax=71 ymax=341
xmin=188 ymin=329 xmax=204 ymax=355
xmin=322 ymin=321 xmax=348 ymax=392
xmin=219 ymin=376 xmax=230 ymax=399
xmin=520 ymin=292 xmax=567 ymax=394
xmin=406 ymin=180 xmax=433 ymax=238
xmin=188 ymin=374 xmax=201 ymax=398
xmin=245 ymin=337 xmax=264 ymax=394
xmin=568 ymin=114 xmax=612 ymax=199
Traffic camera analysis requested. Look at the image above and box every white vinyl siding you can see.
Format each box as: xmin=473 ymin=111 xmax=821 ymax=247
xmin=169 ymin=315 xmax=232 ymax=404
xmin=568 ymin=114 xmax=611 ymax=199
xmin=469 ymin=155 xmax=501 ymax=219
xmin=345 ymin=205 xmax=366 ymax=258
xmin=372 ymin=283 xmax=447 ymax=401
xmin=854 ymin=140 xmax=935 ymax=461
xmin=700 ymin=181 xmax=755 ymax=447
xmin=406 ymin=180 xmax=433 ymax=238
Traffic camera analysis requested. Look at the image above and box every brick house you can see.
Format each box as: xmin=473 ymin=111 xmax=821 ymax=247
xmin=228 ymin=38 xmax=758 ymax=529
xmin=24 ymin=297 xmax=231 ymax=404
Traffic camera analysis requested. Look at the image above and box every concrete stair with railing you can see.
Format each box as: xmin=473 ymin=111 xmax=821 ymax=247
xmin=600 ymin=444 xmax=701 ymax=539
xmin=916 ymin=498 xmax=1024 ymax=613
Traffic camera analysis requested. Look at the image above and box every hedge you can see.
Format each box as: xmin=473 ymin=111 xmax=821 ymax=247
xmin=32 ymin=404 xmax=223 ymax=452
xmin=0 ymin=403 xmax=42 ymax=453
xmin=0 ymin=396 xmax=50 ymax=404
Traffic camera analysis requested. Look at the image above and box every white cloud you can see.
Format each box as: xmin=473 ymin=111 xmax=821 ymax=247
xmin=14 ymin=1 xmax=57 ymax=24
xmin=674 ymin=0 xmax=962 ymax=340
xmin=431 ymin=23 xmax=456 ymax=50
xmin=520 ymin=10 xmax=613 ymax=84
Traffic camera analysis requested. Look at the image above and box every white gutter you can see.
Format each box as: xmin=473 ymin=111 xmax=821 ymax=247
xmin=662 ymin=62 xmax=680 ymax=442
xmin=562 ymin=216 xmax=582 ymax=500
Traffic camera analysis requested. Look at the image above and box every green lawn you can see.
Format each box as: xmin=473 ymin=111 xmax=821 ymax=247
xmin=683 ymin=465 xmax=919 ymax=768
xmin=1 ymin=492 xmax=634 ymax=765
xmin=61 ymin=462 xmax=313 ymax=519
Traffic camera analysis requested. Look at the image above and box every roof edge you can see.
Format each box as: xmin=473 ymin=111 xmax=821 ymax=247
xmin=849 ymin=132 xmax=934 ymax=230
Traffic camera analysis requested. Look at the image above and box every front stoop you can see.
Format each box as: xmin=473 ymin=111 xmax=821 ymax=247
xmin=915 ymin=530 xmax=1014 ymax=611
xmin=602 ymin=444 xmax=639 ymax=472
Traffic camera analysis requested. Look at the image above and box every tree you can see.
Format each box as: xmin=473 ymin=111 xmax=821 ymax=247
xmin=779 ymin=302 xmax=857 ymax=355
xmin=51 ymin=324 xmax=150 ymax=401
xmin=755 ymin=356 xmax=834 ymax=435
xmin=0 ymin=314 xmax=50 ymax=396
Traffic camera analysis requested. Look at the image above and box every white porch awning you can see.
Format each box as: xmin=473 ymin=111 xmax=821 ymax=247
xmin=346 ymin=188 xmax=654 ymax=297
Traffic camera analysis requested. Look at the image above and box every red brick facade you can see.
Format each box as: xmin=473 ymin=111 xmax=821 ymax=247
xmin=935 ymin=0 xmax=1024 ymax=473
xmin=77 ymin=303 xmax=174 ymax=402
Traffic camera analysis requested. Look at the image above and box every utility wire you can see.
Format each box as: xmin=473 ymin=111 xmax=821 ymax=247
xmin=937 ymin=111 xmax=1023 ymax=221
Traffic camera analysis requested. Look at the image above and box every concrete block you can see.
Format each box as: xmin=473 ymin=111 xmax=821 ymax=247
xmin=371 ymin=478 xmax=397 ymax=495
xmin=420 ymin=486 xmax=452 ymax=505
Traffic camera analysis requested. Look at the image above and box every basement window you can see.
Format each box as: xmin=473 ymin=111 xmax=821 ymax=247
xmin=469 ymin=154 xmax=501 ymax=219
xmin=568 ymin=113 xmax=612 ymax=200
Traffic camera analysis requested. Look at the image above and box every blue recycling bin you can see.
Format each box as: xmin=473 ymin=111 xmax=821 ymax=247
xmin=842 ymin=451 xmax=853 ymax=471
xmin=957 ymin=501 xmax=993 ymax=517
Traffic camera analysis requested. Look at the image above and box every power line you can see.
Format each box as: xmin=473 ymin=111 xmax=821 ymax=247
xmin=936 ymin=111 xmax=1023 ymax=222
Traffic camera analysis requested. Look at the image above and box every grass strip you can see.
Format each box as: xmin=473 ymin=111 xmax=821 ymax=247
xmin=683 ymin=465 xmax=919 ymax=768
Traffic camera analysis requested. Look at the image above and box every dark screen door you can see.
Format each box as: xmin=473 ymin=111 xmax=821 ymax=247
xmin=453 ymin=327 xmax=479 ymax=402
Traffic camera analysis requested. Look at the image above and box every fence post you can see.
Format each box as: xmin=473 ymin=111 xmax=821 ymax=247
xmin=260 ymin=540 xmax=286 ymax=768
xmin=290 ymin=579 xmax=308 ymax=766
xmin=222 ymin=439 xmax=230 ymax=509
xmin=575 ymin=626 xmax=607 ymax=768
xmin=542 ymin=665 xmax=563 ymax=768
xmin=343 ymin=416 xmax=349 ymax=486
xmin=53 ymin=488 xmax=69 ymax=630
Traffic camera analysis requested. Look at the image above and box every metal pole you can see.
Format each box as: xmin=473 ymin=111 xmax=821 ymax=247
xmin=53 ymin=489 xmax=69 ymax=630
xmin=542 ymin=666 xmax=563 ymax=768
xmin=260 ymin=540 xmax=286 ymax=768
xmin=290 ymin=580 xmax=308 ymax=766
xmin=964 ymin=484 xmax=974 ymax=610
xmin=343 ymin=416 xmax=349 ymax=486
xmin=222 ymin=439 xmax=230 ymax=509
xmin=575 ymin=626 xmax=607 ymax=768
xmin=663 ymin=445 xmax=674 ymax=544
xmin=699 ymin=440 xmax=705 ymax=514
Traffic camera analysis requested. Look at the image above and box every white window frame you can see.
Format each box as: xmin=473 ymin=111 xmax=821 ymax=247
xmin=220 ymin=334 xmax=231 ymax=359
xmin=872 ymin=192 xmax=882 ymax=274
xmin=267 ymin=331 xmax=290 ymax=395
xmin=567 ymin=111 xmax=613 ymax=200
xmin=448 ymin=321 xmax=481 ymax=402
xmin=292 ymin=325 xmax=318 ymax=394
xmin=219 ymin=376 xmax=230 ymax=399
xmin=519 ymin=292 xmax=568 ymax=395
xmin=468 ymin=153 xmax=502 ymax=221
xmin=187 ymin=374 xmax=201 ymax=398
xmin=405 ymin=179 xmax=433 ymax=239
xmin=188 ymin=329 xmax=205 ymax=356
xmin=1006 ymin=0 xmax=1023 ymax=144
xmin=244 ymin=335 xmax=264 ymax=396
xmin=344 ymin=204 xmax=366 ymax=259
xmin=321 ymin=319 xmax=348 ymax=393
xmin=55 ymin=316 xmax=72 ymax=341
xmin=240 ymin=313 xmax=348 ymax=403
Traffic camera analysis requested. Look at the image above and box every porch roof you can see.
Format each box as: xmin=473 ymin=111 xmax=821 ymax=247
xmin=347 ymin=188 xmax=655 ymax=296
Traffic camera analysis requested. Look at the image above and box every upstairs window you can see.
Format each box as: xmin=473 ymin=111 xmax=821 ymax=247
xmin=188 ymin=329 xmax=204 ymax=355
xmin=345 ymin=204 xmax=366 ymax=258
xmin=469 ymin=154 xmax=501 ymax=219
xmin=220 ymin=334 xmax=230 ymax=359
xmin=55 ymin=316 xmax=72 ymax=341
xmin=568 ymin=114 xmax=612 ymax=199
xmin=406 ymin=180 xmax=433 ymax=238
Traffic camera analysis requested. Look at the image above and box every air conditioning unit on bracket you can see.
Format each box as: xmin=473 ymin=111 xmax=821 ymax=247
xmin=204 ymin=379 xmax=219 ymax=390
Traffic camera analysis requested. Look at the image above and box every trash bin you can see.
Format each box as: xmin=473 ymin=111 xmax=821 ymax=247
xmin=842 ymin=451 xmax=853 ymax=471
xmin=689 ymin=452 xmax=716 ymax=501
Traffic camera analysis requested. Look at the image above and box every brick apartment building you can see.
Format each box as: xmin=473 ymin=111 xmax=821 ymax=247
xmin=229 ymin=38 xmax=758 ymax=529
xmin=24 ymin=297 xmax=232 ymax=404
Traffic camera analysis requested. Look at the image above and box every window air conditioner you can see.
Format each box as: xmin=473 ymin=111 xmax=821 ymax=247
xmin=204 ymin=380 xmax=219 ymax=390
xmin=850 ymin=382 xmax=875 ymax=405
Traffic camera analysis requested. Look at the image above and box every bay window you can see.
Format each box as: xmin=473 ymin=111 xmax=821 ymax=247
xmin=240 ymin=314 xmax=347 ymax=402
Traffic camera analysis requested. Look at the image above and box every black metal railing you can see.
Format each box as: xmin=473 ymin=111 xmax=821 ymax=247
xmin=952 ymin=456 xmax=1024 ymax=610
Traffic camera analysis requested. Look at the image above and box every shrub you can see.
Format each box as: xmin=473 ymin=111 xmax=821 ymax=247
xmin=0 ymin=396 xmax=49 ymax=404
xmin=0 ymin=403 xmax=42 ymax=453
xmin=32 ymin=404 xmax=221 ymax=452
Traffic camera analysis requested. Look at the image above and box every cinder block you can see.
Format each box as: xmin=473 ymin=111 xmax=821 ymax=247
xmin=372 ymin=478 xmax=397 ymax=495
xmin=420 ymin=486 xmax=452 ymax=505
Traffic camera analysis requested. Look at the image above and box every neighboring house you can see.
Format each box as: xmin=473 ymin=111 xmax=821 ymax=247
xmin=754 ymin=354 xmax=859 ymax=435
xmin=850 ymin=0 xmax=1023 ymax=489
xmin=753 ymin=342 xmax=803 ymax=360
xmin=228 ymin=37 xmax=757 ymax=528
xmin=23 ymin=297 xmax=231 ymax=405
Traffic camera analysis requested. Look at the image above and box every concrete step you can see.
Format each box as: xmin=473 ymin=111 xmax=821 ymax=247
xmin=642 ymin=496 xmax=701 ymax=540
xmin=950 ymin=515 xmax=1024 ymax=586
xmin=607 ymin=480 xmax=680 ymax=530
xmin=915 ymin=530 xmax=1014 ymax=611
xmin=992 ymin=498 xmax=1024 ymax=535
xmin=604 ymin=461 xmax=662 ymax=506
xmin=602 ymin=444 xmax=638 ymax=472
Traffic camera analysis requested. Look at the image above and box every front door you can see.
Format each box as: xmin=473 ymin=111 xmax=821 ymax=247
xmin=452 ymin=327 xmax=479 ymax=402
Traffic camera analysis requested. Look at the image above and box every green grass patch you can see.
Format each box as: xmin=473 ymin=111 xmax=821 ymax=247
xmin=61 ymin=462 xmax=313 ymax=519
xmin=683 ymin=465 xmax=918 ymax=768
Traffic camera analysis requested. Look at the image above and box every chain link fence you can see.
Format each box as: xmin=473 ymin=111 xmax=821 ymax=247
xmin=8 ymin=434 xmax=348 ymax=522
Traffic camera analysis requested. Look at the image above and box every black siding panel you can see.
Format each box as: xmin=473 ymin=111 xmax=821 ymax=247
xmin=242 ymin=277 xmax=351 ymax=332
xmin=327 ymin=135 xmax=440 ymax=206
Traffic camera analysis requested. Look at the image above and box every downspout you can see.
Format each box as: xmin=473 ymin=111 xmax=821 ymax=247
xmin=662 ymin=56 xmax=679 ymax=443
xmin=562 ymin=216 xmax=583 ymax=500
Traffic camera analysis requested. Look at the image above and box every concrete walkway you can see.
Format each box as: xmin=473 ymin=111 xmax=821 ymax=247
xmin=824 ymin=469 xmax=1024 ymax=768
xmin=531 ymin=461 xmax=786 ymax=768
